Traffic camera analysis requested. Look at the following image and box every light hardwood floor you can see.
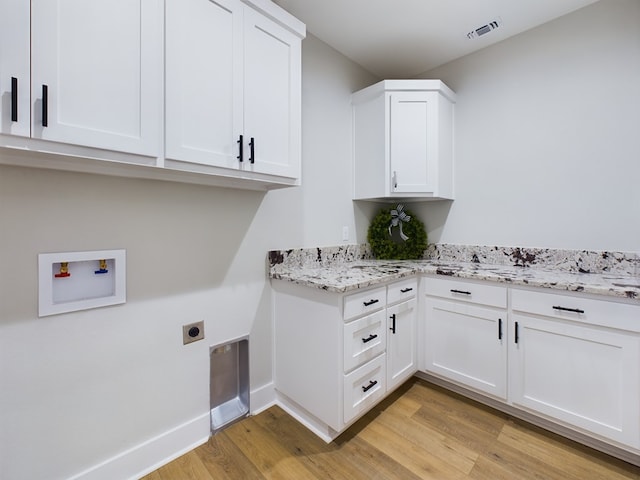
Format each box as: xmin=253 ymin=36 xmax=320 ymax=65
xmin=143 ymin=378 xmax=640 ymax=479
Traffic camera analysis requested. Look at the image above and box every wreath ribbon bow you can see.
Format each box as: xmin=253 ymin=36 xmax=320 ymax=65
xmin=389 ymin=204 xmax=411 ymax=241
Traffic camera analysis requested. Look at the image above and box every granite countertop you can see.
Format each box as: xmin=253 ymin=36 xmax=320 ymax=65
xmin=269 ymin=259 xmax=640 ymax=301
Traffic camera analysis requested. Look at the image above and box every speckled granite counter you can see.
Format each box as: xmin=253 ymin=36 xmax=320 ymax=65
xmin=268 ymin=244 xmax=640 ymax=301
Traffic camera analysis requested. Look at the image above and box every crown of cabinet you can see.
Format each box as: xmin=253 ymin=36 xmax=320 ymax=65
xmin=352 ymin=79 xmax=456 ymax=202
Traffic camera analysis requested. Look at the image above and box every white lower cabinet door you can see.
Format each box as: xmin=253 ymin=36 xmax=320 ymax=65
xmin=387 ymin=298 xmax=417 ymax=391
xmin=424 ymin=297 xmax=507 ymax=400
xmin=510 ymin=313 xmax=640 ymax=449
xmin=343 ymin=354 xmax=386 ymax=425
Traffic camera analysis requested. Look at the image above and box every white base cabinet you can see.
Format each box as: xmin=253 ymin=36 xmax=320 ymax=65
xmin=422 ymin=275 xmax=640 ymax=453
xmin=510 ymin=289 xmax=640 ymax=449
xmin=387 ymin=289 xmax=418 ymax=391
xmin=422 ymin=277 xmax=508 ymax=400
xmin=273 ymin=278 xmax=417 ymax=442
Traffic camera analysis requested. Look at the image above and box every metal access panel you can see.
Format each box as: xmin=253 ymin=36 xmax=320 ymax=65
xmin=210 ymin=337 xmax=249 ymax=434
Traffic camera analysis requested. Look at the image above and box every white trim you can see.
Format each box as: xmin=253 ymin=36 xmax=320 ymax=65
xmin=250 ymin=381 xmax=276 ymax=415
xmin=67 ymin=413 xmax=210 ymax=480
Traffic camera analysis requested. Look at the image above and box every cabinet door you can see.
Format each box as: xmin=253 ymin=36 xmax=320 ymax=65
xmin=243 ymin=7 xmax=301 ymax=179
xmin=510 ymin=313 xmax=640 ymax=448
xmin=387 ymin=298 xmax=417 ymax=391
xmin=423 ymin=297 xmax=507 ymax=400
xmin=388 ymin=91 xmax=439 ymax=194
xmin=0 ymin=0 xmax=30 ymax=137
xmin=165 ymin=0 xmax=243 ymax=168
xmin=31 ymin=0 xmax=162 ymax=156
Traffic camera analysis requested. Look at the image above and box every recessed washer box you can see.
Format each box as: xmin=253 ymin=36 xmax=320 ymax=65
xmin=38 ymin=249 xmax=126 ymax=317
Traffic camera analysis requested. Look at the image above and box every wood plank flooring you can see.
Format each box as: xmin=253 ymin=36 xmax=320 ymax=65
xmin=143 ymin=378 xmax=640 ymax=479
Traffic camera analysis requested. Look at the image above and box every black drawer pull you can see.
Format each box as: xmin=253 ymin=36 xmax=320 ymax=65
xmin=450 ymin=289 xmax=471 ymax=295
xmin=237 ymin=135 xmax=244 ymax=162
xmin=400 ymin=287 xmax=413 ymax=293
xmin=362 ymin=334 xmax=378 ymax=344
xmin=498 ymin=318 xmax=502 ymax=340
xmin=42 ymin=84 xmax=48 ymax=127
xmin=552 ymin=305 xmax=585 ymax=314
xmin=363 ymin=299 xmax=379 ymax=307
xmin=362 ymin=380 xmax=378 ymax=392
xmin=11 ymin=77 xmax=18 ymax=122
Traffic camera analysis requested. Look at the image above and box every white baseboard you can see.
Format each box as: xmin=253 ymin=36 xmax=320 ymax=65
xmin=67 ymin=383 xmax=277 ymax=480
xmin=68 ymin=413 xmax=210 ymax=480
xmin=250 ymin=381 xmax=276 ymax=415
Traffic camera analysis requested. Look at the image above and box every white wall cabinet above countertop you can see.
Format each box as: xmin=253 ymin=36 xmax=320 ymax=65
xmin=0 ymin=0 xmax=305 ymax=191
xmin=352 ymin=79 xmax=456 ymax=202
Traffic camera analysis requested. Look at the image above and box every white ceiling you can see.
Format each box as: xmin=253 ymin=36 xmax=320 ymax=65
xmin=272 ymin=0 xmax=600 ymax=78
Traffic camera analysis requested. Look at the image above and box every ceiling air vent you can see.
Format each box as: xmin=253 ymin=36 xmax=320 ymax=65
xmin=467 ymin=18 xmax=502 ymax=39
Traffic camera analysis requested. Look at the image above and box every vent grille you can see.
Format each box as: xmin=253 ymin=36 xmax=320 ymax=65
xmin=467 ymin=18 xmax=502 ymax=39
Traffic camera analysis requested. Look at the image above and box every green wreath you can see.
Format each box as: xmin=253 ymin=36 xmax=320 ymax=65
xmin=367 ymin=205 xmax=427 ymax=260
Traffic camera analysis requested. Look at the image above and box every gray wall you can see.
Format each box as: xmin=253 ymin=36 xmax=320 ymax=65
xmin=415 ymin=0 xmax=640 ymax=251
xmin=0 ymin=34 xmax=376 ymax=480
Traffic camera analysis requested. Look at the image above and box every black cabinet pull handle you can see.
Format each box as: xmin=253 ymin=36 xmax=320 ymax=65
xmin=249 ymin=137 xmax=255 ymax=164
xmin=42 ymin=84 xmax=48 ymax=127
xmin=237 ymin=135 xmax=244 ymax=162
xmin=450 ymin=289 xmax=471 ymax=295
xmin=363 ymin=299 xmax=379 ymax=307
xmin=552 ymin=305 xmax=585 ymax=314
xmin=390 ymin=313 xmax=396 ymax=334
xmin=362 ymin=334 xmax=378 ymax=344
xmin=400 ymin=287 xmax=413 ymax=293
xmin=11 ymin=77 xmax=18 ymax=122
xmin=498 ymin=318 xmax=502 ymax=340
xmin=515 ymin=321 xmax=519 ymax=344
xmin=362 ymin=380 xmax=377 ymax=392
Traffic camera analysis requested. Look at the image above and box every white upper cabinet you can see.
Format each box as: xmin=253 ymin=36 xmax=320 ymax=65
xmin=165 ymin=0 xmax=304 ymax=181
xmin=0 ymin=0 xmax=30 ymax=138
xmin=0 ymin=0 xmax=304 ymax=189
xmin=30 ymin=0 xmax=163 ymax=156
xmin=243 ymin=7 xmax=302 ymax=179
xmin=352 ymin=80 xmax=456 ymax=201
xmin=165 ymin=0 xmax=243 ymax=169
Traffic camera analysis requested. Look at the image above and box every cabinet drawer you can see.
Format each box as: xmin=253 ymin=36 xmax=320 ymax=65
xmin=343 ymin=286 xmax=386 ymax=321
xmin=343 ymin=354 xmax=386 ymax=424
xmin=511 ymin=289 xmax=640 ymax=332
xmin=387 ymin=278 xmax=418 ymax=305
xmin=422 ymin=276 xmax=506 ymax=308
xmin=344 ymin=310 xmax=386 ymax=372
